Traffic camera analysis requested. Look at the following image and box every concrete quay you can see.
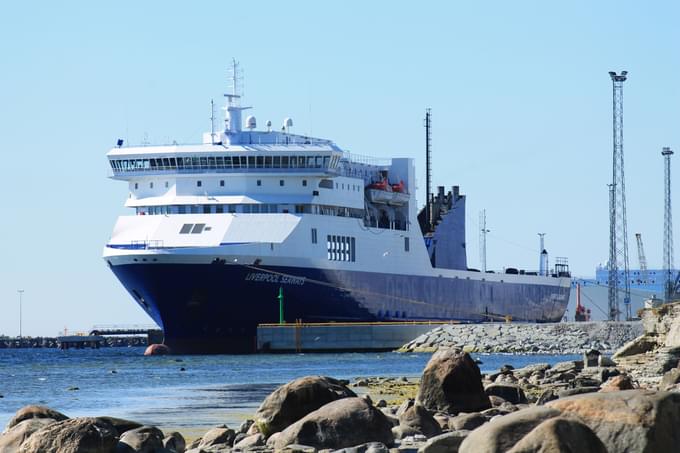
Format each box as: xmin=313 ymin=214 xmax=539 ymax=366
xmin=256 ymin=321 xmax=451 ymax=352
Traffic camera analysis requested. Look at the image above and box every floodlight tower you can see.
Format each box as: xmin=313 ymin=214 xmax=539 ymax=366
xmin=663 ymin=147 xmax=674 ymax=301
xmin=607 ymin=71 xmax=630 ymax=321
xmin=424 ymin=109 xmax=433 ymax=232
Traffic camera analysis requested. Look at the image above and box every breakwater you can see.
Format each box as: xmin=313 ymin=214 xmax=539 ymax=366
xmin=0 ymin=336 xmax=149 ymax=349
xmin=399 ymin=321 xmax=643 ymax=354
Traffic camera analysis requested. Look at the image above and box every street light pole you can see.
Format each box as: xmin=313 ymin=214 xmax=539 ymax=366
xmin=17 ymin=290 xmax=24 ymax=338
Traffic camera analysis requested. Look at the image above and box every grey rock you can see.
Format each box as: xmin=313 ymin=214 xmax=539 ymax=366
xmin=583 ymin=349 xmax=601 ymax=367
xmin=535 ymin=389 xmax=558 ymax=405
xmin=331 ymin=442 xmax=389 ymax=453
xmin=597 ymin=355 xmax=617 ymax=367
xmin=255 ymin=376 xmax=355 ymax=436
xmin=234 ymin=433 xmax=265 ymax=450
xmin=239 ymin=419 xmax=254 ymax=434
xmin=163 ymin=431 xmax=186 ymax=453
xmin=507 ymin=417 xmax=607 ymax=453
xmin=557 ymin=386 xmax=600 ymax=398
xmin=448 ymin=413 xmax=487 ymax=431
xmin=397 ymin=405 xmax=441 ymax=438
xmin=416 ymin=350 xmax=491 ymax=414
xmin=199 ymin=426 xmax=236 ymax=448
xmin=96 ymin=417 xmax=144 ymax=436
xmin=417 ymin=430 xmax=469 ymax=453
xmin=395 ymin=399 xmax=415 ymax=418
xmin=5 ymin=405 xmax=68 ymax=431
xmin=458 ymin=406 xmax=560 ymax=453
xmin=484 ymin=384 xmax=527 ymax=405
xmin=280 ymin=444 xmax=317 ymax=452
xmin=117 ymin=425 xmax=165 ymax=453
xmin=660 ymin=367 xmax=680 ymax=390
xmin=18 ymin=417 xmax=118 ymax=453
xmin=274 ymin=397 xmax=393 ymax=450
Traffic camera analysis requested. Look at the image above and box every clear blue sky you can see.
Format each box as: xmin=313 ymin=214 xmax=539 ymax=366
xmin=1 ymin=1 xmax=678 ymax=336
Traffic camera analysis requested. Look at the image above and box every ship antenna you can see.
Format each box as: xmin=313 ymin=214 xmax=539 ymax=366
xmin=424 ymin=108 xmax=433 ymax=232
xmin=222 ymin=58 xmax=250 ymax=138
xmin=210 ymin=99 xmax=215 ymax=145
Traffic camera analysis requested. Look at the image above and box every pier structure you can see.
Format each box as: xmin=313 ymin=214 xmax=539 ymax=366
xmin=607 ymin=70 xmax=631 ymax=321
xmin=257 ymin=321 xmax=452 ymax=352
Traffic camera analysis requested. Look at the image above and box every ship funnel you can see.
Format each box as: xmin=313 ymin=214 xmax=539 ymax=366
xmin=540 ymin=249 xmax=549 ymax=276
xmin=538 ymin=233 xmax=547 ymax=276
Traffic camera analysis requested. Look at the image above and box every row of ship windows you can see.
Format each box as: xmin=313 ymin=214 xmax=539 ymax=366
xmin=112 ymin=155 xmax=339 ymax=172
xmin=133 ymin=179 xmax=363 ymax=192
xmin=136 ymin=204 xmax=365 ymax=218
xmin=326 ymin=235 xmax=356 ymax=262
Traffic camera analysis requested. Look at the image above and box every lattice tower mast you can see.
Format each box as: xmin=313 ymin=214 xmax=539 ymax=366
xmin=607 ymin=184 xmax=617 ymax=320
xmin=663 ymin=147 xmax=674 ymax=301
xmin=608 ymin=71 xmax=630 ymax=321
xmin=635 ymin=233 xmax=648 ymax=283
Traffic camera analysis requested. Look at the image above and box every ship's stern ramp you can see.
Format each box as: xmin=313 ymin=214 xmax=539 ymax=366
xmin=105 ymin=213 xmax=301 ymax=251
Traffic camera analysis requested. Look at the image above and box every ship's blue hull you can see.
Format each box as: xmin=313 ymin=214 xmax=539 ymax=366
xmin=110 ymin=263 xmax=570 ymax=353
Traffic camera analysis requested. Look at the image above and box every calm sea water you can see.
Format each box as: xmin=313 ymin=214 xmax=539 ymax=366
xmin=0 ymin=348 xmax=578 ymax=438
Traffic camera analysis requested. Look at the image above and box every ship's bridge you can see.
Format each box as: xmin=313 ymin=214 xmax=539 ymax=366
xmin=107 ymin=133 xmax=344 ymax=180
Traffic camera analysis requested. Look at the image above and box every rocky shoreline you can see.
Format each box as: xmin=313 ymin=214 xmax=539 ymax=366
xmin=3 ymin=310 xmax=680 ymax=452
xmin=398 ymin=321 xmax=643 ymax=354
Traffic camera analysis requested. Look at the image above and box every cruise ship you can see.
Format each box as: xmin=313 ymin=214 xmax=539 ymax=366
xmin=103 ymin=70 xmax=572 ymax=353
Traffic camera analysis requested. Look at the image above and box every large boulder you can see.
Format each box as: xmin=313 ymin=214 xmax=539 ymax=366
xmin=5 ymin=405 xmax=68 ymax=431
xmin=0 ymin=418 xmax=56 ymax=452
xmin=458 ymin=406 xmax=560 ymax=453
xmin=255 ymin=375 xmax=356 ymax=436
xmin=117 ymin=425 xmax=165 ymax=452
xmin=547 ymin=389 xmax=680 ymax=453
xmin=18 ymin=417 xmax=118 ymax=453
xmin=273 ymin=397 xmax=393 ymax=450
xmin=396 ymin=404 xmax=441 ymax=438
xmin=507 ymin=417 xmax=607 ymax=453
xmin=416 ymin=349 xmax=491 ymax=414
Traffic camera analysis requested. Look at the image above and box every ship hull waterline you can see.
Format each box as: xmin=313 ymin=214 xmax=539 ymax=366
xmin=110 ymin=262 xmax=570 ymax=354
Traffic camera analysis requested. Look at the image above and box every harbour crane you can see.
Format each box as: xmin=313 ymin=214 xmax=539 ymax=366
xmin=635 ymin=233 xmax=648 ymax=284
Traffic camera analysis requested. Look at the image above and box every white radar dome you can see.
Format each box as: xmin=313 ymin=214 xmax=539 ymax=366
xmin=284 ymin=117 xmax=294 ymax=128
xmin=246 ymin=115 xmax=257 ymax=130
